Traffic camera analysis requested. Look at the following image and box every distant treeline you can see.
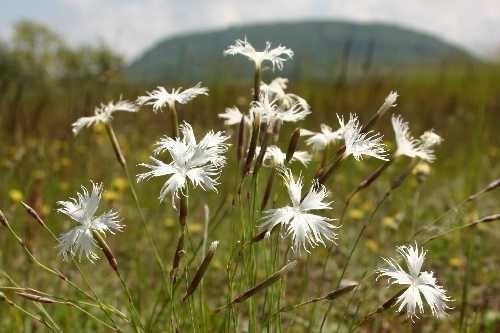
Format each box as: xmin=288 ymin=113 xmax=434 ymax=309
xmin=0 ymin=20 xmax=127 ymax=141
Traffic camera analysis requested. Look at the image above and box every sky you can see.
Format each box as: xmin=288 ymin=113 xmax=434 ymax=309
xmin=1 ymin=0 xmax=499 ymax=61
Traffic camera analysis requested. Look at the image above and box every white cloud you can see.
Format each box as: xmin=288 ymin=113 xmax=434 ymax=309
xmin=3 ymin=0 xmax=500 ymax=60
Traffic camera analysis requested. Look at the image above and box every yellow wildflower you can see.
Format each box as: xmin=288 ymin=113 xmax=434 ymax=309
xmin=9 ymin=189 xmax=23 ymax=203
xmin=365 ymin=239 xmax=378 ymax=252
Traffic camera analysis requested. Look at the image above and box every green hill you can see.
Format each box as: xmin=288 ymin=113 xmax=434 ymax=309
xmin=127 ymin=20 xmax=473 ymax=83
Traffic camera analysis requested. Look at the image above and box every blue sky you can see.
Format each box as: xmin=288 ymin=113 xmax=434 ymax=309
xmin=1 ymin=0 xmax=499 ymax=61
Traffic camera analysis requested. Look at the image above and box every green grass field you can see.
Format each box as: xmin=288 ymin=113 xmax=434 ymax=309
xmin=1 ymin=32 xmax=500 ymax=332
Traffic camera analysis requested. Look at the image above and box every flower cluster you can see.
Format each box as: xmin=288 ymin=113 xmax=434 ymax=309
xmin=50 ymin=37 xmax=454 ymax=329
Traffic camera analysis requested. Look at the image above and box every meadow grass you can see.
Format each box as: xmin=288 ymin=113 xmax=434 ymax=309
xmin=0 ymin=56 xmax=499 ymax=332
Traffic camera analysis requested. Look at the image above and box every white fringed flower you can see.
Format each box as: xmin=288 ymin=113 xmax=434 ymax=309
xmin=251 ymin=92 xmax=310 ymax=127
xmin=137 ymin=122 xmax=230 ymax=203
xmin=260 ymin=169 xmax=338 ymax=253
xmin=303 ymin=124 xmax=344 ymax=152
xmin=391 ymin=115 xmax=442 ymax=162
xmin=260 ymin=77 xmax=310 ymax=112
xmin=72 ymin=99 xmax=138 ymax=135
xmin=57 ymin=182 xmax=123 ymax=262
xmin=136 ymin=82 xmax=208 ymax=112
xmin=377 ymin=243 xmax=452 ymax=321
xmin=218 ymin=106 xmax=251 ymax=126
xmin=224 ymin=38 xmax=294 ymax=70
xmin=338 ymin=114 xmax=388 ymax=161
xmin=256 ymin=145 xmax=311 ymax=168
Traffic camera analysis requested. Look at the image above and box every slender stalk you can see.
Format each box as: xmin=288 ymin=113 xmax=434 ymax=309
xmin=237 ymin=115 xmax=246 ymax=162
xmin=319 ymin=160 xmax=416 ymax=332
xmin=459 ymin=239 xmax=473 ymax=332
xmin=285 ymin=128 xmax=301 ymax=164
xmin=12 ymin=290 xmax=117 ymax=330
xmin=20 ymin=202 xmax=127 ymax=329
xmin=169 ymin=103 xmax=179 ymax=138
xmin=182 ymin=241 xmax=219 ymax=301
xmin=171 ymin=194 xmax=188 ymax=283
xmin=243 ymin=112 xmax=261 ymax=176
xmin=253 ymin=126 xmax=270 ymax=176
xmin=214 ymin=261 xmax=297 ymax=313
xmin=317 ymin=154 xmax=345 ymax=186
xmin=270 ymin=283 xmax=358 ymax=319
xmin=465 ymin=178 xmax=499 ymax=202
xmin=253 ymin=65 xmax=261 ymax=102
xmin=356 ymin=288 xmax=406 ymax=328
xmin=0 ymin=272 xmax=62 ymax=331
xmin=0 ymin=211 xmax=63 ymax=330
xmin=104 ymin=123 xmax=169 ymax=286
xmin=340 ymin=159 xmax=393 ymax=223
xmin=92 ymin=231 xmax=144 ymax=332
xmin=411 ymin=177 xmax=500 ymax=240
xmin=0 ymin=291 xmax=56 ymax=331
xmin=423 ymin=213 xmax=500 ymax=245
xmin=261 ymin=169 xmax=275 ymax=210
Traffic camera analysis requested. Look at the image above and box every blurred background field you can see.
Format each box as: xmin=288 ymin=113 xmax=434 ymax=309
xmin=1 ymin=15 xmax=500 ymax=333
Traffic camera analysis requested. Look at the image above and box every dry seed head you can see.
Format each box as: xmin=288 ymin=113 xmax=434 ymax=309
xmin=171 ymin=231 xmax=185 ymax=282
xmin=216 ymin=260 xmax=297 ymax=312
xmin=467 ymin=178 xmax=500 ymax=202
xmin=183 ymin=240 xmax=219 ymax=301
xmin=236 ymin=260 xmax=297 ymax=302
xmin=285 ymin=128 xmax=301 ymax=164
xmin=378 ymin=288 xmax=406 ymax=313
xmin=16 ymin=292 xmax=57 ymax=304
xmin=474 ymin=213 xmax=500 ymax=224
xmin=21 ymin=201 xmax=46 ymax=227
xmin=91 ymin=230 xmax=118 ymax=272
xmin=105 ymin=123 xmax=127 ymax=169
xmin=324 ymin=282 xmax=359 ymax=301
xmin=0 ymin=209 xmax=7 ymax=227
xmin=243 ymin=113 xmax=262 ymax=175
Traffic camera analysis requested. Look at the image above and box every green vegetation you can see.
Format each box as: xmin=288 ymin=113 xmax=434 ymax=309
xmin=0 ymin=20 xmax=499 ymax=332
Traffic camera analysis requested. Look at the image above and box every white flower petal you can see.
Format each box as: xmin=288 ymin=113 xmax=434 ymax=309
xmin=218 ymin=106 xmax=245 ymax=126
xmin=58 ymin=227 xmax=99 ymax=262
xmin=72 ymin=98 xmax=138 ymax=135
xmin=300 ymin=181 xmax=332 ymax=211
xmin=91 ymin=210 xmax=123 ymax=234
